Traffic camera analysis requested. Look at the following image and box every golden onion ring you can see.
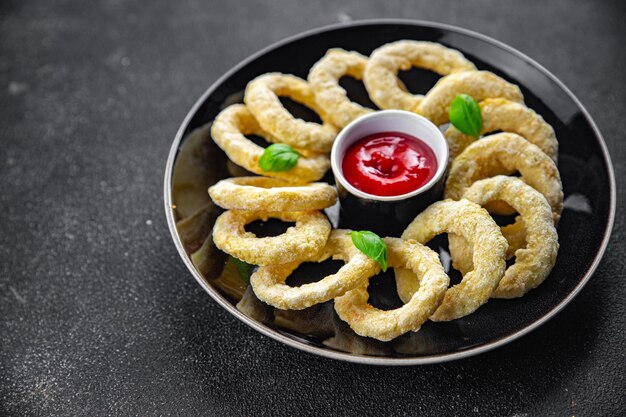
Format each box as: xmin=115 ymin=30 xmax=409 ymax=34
xmin=308 ymin=48 xmax=373 ymax=129
xmin=250 ymin=229 xmax=378 ymax=310
xmin=448 ymin=176 xmax=559 ymax=298
xmin=244 ymin=73 xmax=338 ymax=153
xmin=212 ymin=210 xmax=331 ymax=266
xmin=398 ymin=199 xmax=508 ymax=321
xmin=416 ymin=71 xmax=524 ymax=125
xmin=444 ymin=132 xmax=563 ymax=223
xmin=208 ymin=176 xmax=337 ymax=212
xmin=363 ymin=40 xmax=476 ymax=111
xmin=210 ymin=104 xmax=329 ymax=183
xmin=334 ymin=237 xmax=449 ymax=341
xmin=445 ymin=98 xmax=558 ymax=162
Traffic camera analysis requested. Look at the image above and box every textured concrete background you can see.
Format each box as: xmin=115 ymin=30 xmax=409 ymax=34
xmin=1 ymin=0 xmax=624 ymax=415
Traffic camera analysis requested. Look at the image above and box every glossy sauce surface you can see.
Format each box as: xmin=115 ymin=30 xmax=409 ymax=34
xmin=342 ymin=131 xmax=438 ymax=196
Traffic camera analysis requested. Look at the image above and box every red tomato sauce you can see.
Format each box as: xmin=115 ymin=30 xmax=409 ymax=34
xmin=342 ymin=131 xmax=438 ymax=197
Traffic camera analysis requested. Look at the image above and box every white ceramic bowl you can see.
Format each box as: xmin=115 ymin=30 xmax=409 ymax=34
xmin=330 ymin=110 xmax=449 ymax=235
xmin=331 ymin=110 xmax=449 ymax=201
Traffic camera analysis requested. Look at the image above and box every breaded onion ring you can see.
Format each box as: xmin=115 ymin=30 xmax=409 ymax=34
xmin=211 ymin=104 xmax=329 ymax=183
xmin=417 ymin=71 xmax=524 ymax=125
xmin=444 ymin=132 xmax=563 ymax=223
xmin=398 ymin=199 xmax=508 ymax=321
xmin=308 ymin=49 xmax=373 ymax=129
xmin=334 ymin=237 xmax=449 ymax=341
xmin=448 ymin=176 xmax=558 ymax=298
xmin=212 ymin=210 xmax=331 ymax=266
xmin=208 ymin=176 xmax=337 ymax=212
xmin=445 ymin=98 xmax=558 ymax=162
xmin=250 ymin=230 xmax=379 ymax=310
xmin=244 ymin=73 xmax=338 ymax=153
xmin=363 ymin=40 xmax=476 ymax=111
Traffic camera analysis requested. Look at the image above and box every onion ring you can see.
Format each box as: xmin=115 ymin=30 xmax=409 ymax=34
xmin=416 ymin=71 xmax=524 ymax=125
xmin=334 ymin=237 xmax=449 ymax=341
xmin=445 ymin=98 xmax=558 ymax=162
xmin=250 ymin=229 xmax=379 ymax=310
xmin=308 ymin=49 xmax=373 ymax=129
xmin=212 ymin=210 xmax=331 ymax=266
xmin=398 ymin=199 xmax=508 ymax=321
xmin=363 ymin=40 xmax=477 ymax=111
xmin=448 ymin=176 xmax=559 ymax=298
xmin=444 ymin=132 xmax=563 ymax=223
xmin=211 ymin=104 xmax=330 ymax=183
xmin=208 ymin=176 xmax=337 ymax=212
xmin=244 ymin=73 xmax=338 ymax=153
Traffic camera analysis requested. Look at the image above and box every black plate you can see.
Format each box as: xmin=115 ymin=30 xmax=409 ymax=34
xmin=164 ymin=20 xmax=615 ymax=365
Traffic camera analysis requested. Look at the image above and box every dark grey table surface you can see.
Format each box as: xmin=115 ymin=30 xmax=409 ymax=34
xmin=1 ymin=1 xmax=624 ymax=416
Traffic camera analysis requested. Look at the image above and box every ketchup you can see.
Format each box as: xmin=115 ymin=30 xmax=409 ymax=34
xmin=342 ymin=131 xmax=437 ymax=197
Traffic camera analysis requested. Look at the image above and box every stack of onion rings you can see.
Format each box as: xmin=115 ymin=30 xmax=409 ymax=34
xmin=197 ymin=39 xmax=563 ymax=342
xmin=398 ymin=199 xmax=508 ymax=321
xmin=445 ymin=132 xmax=563 ymax=223
xmin=447 ymin=176 xmax=559 ymax=298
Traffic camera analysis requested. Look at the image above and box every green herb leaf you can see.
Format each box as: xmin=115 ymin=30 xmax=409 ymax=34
xmin=351 ymin=230 xmax=388 ymax=272
xmin=232 ymin=256 xmax=254 ymax=285
xmin=259 ymin=144 xmax=300 ymax=172
xmin=449 ymin=94 xmax=482 ymax=138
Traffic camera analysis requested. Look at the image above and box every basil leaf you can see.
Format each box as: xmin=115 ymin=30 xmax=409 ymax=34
xmin=259 ymin=144 xmax=300 ymax=172
xmin=232 ymin=256 xmax=254 ymax=284
xmin=351 ymin=230 xmax=388 ymax=272
xmin=449 ymin=94 xmax=482 ymax=138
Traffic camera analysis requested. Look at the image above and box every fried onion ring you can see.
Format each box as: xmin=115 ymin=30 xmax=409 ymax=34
xmin=244 ymin=73 xmax=338 ymax=153
xmin=363 ymin=40 xmax=476 ymax=111
xmin=444 ymin=132 xmax=563 ymax=223
xmin=445 ymin=98 xmax=558 ymax=162
xmin=308 ymin=49 xmax=373 ymax=129
xmin=250 ymin=229 xmax=379 ymax=310
xmin=417 ymin=71 xmax=524 ymax=125
xmin=211 ymin=104 xmax=329 ymax=183
xmin=398 ymin=199 xmax=508 ymax=321
xmin=212 ymin=210 xmax=331 ymax=266
xmin=208 ymin=176 xmax=337 ymax=212
xmin=334 ymin=237 xmax=449 ymax=341
xmin=447 ymin=176 xmax=559 ymax=298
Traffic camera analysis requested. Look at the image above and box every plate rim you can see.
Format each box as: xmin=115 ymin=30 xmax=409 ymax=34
xmin=163 ymin=19 xmax=616 ymax=366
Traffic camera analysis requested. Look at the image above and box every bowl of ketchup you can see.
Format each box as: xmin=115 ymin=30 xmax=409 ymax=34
xmin=331 ymin=110 xmax=449 ymax=236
